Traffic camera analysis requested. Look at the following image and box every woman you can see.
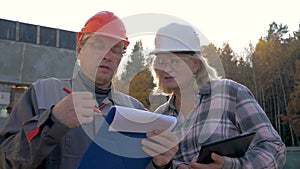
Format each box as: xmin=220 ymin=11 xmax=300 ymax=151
xmin=150 ymin=23 xmax=286 ymax=169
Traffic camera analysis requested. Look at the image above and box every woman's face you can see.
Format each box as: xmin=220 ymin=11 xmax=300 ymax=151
xmin=154 ymin=53 xmax=200 ymax=92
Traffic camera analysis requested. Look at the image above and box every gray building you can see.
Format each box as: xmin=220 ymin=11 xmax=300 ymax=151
xmin=0 ymin=18 xmax=77 ymax=126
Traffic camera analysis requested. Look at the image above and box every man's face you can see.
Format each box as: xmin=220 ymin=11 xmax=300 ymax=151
xmin=77 ymin=35 xmax=125 ymax=88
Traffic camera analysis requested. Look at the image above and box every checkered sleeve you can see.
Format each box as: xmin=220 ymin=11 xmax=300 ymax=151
xmin=223 ymin=83 xmax=286 ymax=169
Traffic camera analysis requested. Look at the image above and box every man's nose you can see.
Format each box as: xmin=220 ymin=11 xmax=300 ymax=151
xmin=103 ymin=49 xmax=113 ymax=60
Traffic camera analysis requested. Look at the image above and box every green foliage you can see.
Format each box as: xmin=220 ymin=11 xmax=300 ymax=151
xmin=284 ymin=60 xmax=300 ymax=138
xmin=120 ymin=40 xmax=145 ymax=83
xmin=266 ymin=22 xmax=289 ymax=42
xmin=218 ymin=43 xmax=236 ymax=79
xmin=280 ymin=25 xmax=300 ymax=144
xmin=202 ymin=43 xmax=225 ymax=78
xmin=113 ymin=40 xmax=159 ymax=110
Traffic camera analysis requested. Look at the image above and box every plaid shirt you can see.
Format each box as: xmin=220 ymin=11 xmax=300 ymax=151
xmin=155 ymin=79 xmax=286 ymax=169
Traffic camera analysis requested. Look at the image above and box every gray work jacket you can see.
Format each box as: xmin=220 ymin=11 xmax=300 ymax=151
xmin=0 ymin=77 xmax=161 ymax=169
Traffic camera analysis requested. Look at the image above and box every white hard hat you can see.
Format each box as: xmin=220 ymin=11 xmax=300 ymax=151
xmin=152 ymin=23 xmax=201 ymax=54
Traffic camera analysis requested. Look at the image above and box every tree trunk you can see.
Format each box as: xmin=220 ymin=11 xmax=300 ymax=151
xmin=279 ymin=72 xmax=295 ymax=146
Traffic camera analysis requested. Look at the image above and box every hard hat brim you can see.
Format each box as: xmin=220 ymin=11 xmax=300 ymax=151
xmin=150 ymin=49 xmax=201 ymax=55
xmin=92 ymin=32 xmax=130 ymax=46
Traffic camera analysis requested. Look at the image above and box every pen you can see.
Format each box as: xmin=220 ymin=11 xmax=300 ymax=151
xmin=62 ymin=87 xmax=105 ymax=117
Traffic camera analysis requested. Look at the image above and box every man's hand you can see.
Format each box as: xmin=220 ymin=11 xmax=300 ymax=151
xmin=142 ymin=130 xmax=178 ymax=168
xmin=52 ymin=92 xmax=96 ymax=128
xmin=189 ymin=153 xmax=224 ymax=169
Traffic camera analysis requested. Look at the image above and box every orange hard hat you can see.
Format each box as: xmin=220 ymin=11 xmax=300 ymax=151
xmin=77 ymin=11 xmax=129 ymax=47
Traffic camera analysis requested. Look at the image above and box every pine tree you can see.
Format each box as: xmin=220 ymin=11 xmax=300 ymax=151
xmin=120 ymin=40 xmax=145 ymax=84
xmin=114 ymin=40 xmax=158 ymax=109
xmin=115 ymin=40 xmax=146 ymax=94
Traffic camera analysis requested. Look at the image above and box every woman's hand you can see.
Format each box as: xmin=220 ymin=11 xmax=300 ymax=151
xmin=189 ymin=153 xmax=224 ymax=169
xmin=142 ymin=130 xmax=179 ymax=168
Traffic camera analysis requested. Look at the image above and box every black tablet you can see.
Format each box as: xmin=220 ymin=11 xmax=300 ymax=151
xmin=197 ymin=131 xmax=256 ymax=164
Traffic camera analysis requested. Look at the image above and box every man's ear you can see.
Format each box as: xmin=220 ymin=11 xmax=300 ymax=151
xmin=76 ymin=42 xmax=82 ymax=56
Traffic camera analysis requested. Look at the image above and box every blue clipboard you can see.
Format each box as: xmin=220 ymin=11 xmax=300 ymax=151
xmin=76 ymin=106 xmax=152 ymax=169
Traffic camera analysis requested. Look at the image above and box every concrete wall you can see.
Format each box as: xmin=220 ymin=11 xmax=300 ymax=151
xmin=0 ymin=39 xmax=76 ymax=84
xmin=0 ymin=18 xmax=77 ymax=85
xmin=0 ymin=18 xmax=77 ymax=120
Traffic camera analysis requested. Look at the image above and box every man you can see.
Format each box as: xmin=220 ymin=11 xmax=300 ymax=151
xmin=5 ymin=106 xmax=12 ymax=115
xmin=0 ymin=11 xmax=177 ymax=169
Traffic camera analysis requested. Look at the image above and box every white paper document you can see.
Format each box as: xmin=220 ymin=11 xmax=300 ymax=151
xmin=108 ymin=106 xmax=177 ymax=133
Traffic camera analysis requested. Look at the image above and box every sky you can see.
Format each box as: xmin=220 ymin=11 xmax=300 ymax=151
xmin=1 ymin=0 xmax=299 ymax=55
